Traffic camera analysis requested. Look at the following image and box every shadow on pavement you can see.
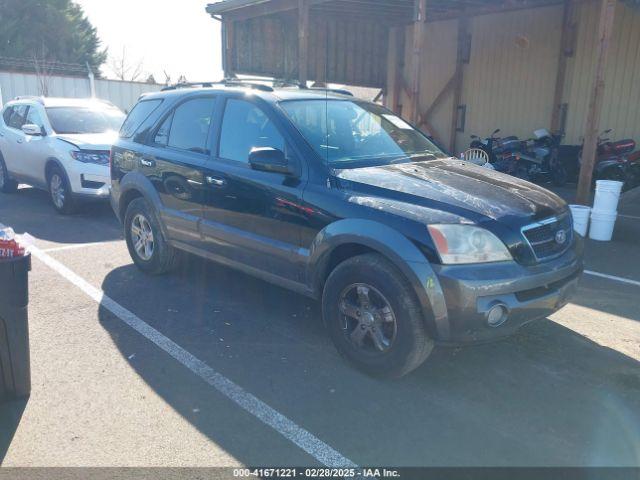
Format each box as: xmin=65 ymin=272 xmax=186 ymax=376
xmin=0 ymin=188 xmax=121 ymax=244
xmin=98 ymin=256 xmax=640 ymax=466
xmin=0 ymin=398 xmax=27 ymax=464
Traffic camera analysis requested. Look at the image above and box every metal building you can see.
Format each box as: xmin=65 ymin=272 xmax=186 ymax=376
xmin=206 ymin=0 xmax=639 ymax=203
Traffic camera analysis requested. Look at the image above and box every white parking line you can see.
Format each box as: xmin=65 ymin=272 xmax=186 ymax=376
xmin=41 ymin=242 xmax=119 ymax=253
xmin=584 ymin=270 xmax=640 ymax=287
xmin=29 ymin=245 xmax=357 ymax=468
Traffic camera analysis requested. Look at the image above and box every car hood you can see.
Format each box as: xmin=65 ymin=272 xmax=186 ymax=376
xmin=56 ymin=131 xmax=118 ymax=150
xmin=335 ymin=158 xmax=567 ymax=225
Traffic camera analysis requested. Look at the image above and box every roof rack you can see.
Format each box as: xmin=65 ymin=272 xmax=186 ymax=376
xmin=13 ymin=95 xmax=44 ymax=104
xmin=161 ymin=79 xmax=274 ymax=92
xmin=160 ymin=78 xmax=354 ymax=96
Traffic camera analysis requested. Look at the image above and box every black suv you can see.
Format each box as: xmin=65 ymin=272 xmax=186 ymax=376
xmin=110 ymin=82 xmax=583 ymax=377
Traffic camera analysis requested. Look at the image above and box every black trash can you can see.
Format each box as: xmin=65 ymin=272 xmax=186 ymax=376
xmin=0 ymin=254 xmax=31 ymax=401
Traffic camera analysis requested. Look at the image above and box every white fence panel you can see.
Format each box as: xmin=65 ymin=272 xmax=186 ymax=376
xmin=0 ymin=70 xmax=162 ymax=112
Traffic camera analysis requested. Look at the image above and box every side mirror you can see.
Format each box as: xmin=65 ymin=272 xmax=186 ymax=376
xmin=22 ymin=124 xmax=43 ymax=136
xmin=249 ymin=147 xmax=293 ymax=175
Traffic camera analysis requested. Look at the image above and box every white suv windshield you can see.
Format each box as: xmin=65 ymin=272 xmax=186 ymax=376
xmin=280 ymin=99 xmax=446 ymax=166
xmin=46 ymin=106 xmax=125 ymax=134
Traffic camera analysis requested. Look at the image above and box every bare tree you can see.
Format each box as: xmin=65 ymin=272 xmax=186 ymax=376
xmin=109 ymin=47 xmax=145 ymax=81
xmin=32 ymin=45 xmax=56 ymax=96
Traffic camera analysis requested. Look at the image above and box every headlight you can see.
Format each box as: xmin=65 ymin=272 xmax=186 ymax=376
xmin=427 ymin=224 xmax=512 ymax=264
xmin=70 ymin=150 xmax=110 ymax=165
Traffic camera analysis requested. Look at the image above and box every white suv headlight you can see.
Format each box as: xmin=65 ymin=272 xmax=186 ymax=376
xmin=428 ymin=224 xmax=512 ymax=264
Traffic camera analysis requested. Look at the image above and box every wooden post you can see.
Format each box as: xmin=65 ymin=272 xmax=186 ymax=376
xmin=223 ymin=19 xmax=235 ymax=78
xmin=576 ymin=0 xmax=616 ymax=205
xmin=550 ymin=0 xmax=575 ymax=133
xmin=386 ymin=27 xmax=405 ymax=115
xmin=449 ymin=15 xmax=468 ymax=153
xmin=409 ymin=0 xmax=427 ymax=124
xmin=298 ymin=0 xmax=309 ymax=85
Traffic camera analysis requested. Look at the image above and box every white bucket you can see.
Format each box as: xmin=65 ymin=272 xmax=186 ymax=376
xmin=569 ymin=205 xmax=590 ymax=236
xmin=593 ymin=180 xmax=623 ymax=213
xmin=589 ymin=209 xmax=618 ymax=241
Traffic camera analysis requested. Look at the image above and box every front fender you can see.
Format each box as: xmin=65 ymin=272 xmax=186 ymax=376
xmin=308 ymin=219 xmax=449 ymax=340
xmin=115 ymin=171 xmax=169 ymax=239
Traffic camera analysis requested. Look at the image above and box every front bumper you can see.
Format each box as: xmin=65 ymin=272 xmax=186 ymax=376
xmin=67 ymin=162 xmax=110 ymax=199
xmin=431 ymin=237 xmax=583 ymax=344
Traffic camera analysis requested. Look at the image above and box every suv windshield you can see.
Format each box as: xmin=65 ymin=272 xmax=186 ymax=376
xmin=280 ymin=99 xmax=446 ymax=167
xmin=46 ymin=106 xmax=125 ymax=134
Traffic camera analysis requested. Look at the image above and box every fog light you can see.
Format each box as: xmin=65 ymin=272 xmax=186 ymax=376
xmin=486 ymin=304 xmax=508 ymax=327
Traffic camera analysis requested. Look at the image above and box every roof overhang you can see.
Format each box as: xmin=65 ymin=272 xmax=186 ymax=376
xmin=207 ymin=0 xmax=568 ymax=25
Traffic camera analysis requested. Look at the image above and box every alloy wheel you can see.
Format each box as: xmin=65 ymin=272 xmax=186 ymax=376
xmin=131 ymin=214 xmax=155 ymax=261
xmin=339 ymin=283 xmax=397 ymax=354
xmin=50 ymin=174 xmax=65 ymax=209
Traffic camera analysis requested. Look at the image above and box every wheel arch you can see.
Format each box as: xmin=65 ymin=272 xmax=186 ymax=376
xmin=44 ymin=157 xmax=67 ymax=182
xmin=308 ymin=219 xmax=449 ymax=340
xmin=117 ymin=171 xmax=169 ymax=240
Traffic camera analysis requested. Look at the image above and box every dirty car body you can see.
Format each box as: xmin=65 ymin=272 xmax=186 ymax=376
xmin=110 ymin=85 xmax=583 ymax=376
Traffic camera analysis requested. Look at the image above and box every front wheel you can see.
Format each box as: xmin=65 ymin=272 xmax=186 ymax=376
xmin=48 ymin=167 xmax=76 ymax=214
xmin=0 ymin=155 xmax=18 ymax=193
xmin=124 ymin=197 xmax=180 ymax=275
xmin=551 ymin=163 xmax=568 ymax=186
xmin=322 ymin=253 xmax=434 ymax=378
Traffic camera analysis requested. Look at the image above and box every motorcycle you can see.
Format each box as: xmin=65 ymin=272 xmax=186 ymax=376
xmin=469 ymin=129 xmax=522 ymax=164
xmin=579 ymin=129 xmax=636 ymax=184
xmin=511 ymin=129 xmax=567 ymax=186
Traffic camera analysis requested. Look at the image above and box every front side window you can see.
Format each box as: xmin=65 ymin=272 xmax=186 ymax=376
xmin=166 ymin=97 xmax=216 ymax=154
xmin=6 ymin=105 xmax=28 ymax=130
xmin=26 ymin=107 xmax=45 ymax=128
xmin=47 ymin=105 xmax=125 ymax=134
xmin=280 ymin=99 xmax=445 ymax=167
xmin=219 ymin=99 xmax=285 ymax=163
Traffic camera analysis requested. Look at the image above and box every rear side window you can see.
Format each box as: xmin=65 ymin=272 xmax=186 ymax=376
xmin=164 ymin=97 xmax=216 ymax=154
xmin=2 ymin=107 xmax=14 ymax=125
xmin=120 ymin=99 xmax=162 ymax=138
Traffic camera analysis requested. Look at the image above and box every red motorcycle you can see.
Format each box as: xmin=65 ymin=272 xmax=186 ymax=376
xmin=579 ymin=129 xmax=636 ymax=183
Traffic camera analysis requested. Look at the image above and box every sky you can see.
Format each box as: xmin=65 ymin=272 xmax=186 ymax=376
xmin=76 ymin=0 xmax=223 ymax=83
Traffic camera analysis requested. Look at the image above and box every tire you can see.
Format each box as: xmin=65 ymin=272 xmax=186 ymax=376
xmin=47 ymin=166 xmax=76 ymax=214
xmin=0 ymin=155 xmax=18 ymax=194
xmin=551 ymin=164 xmax=568 ymax=186
xmin=322 ymin=253 xmax=434 ymax=378
xmin=124 ymin=197 xmax=180 ymax=275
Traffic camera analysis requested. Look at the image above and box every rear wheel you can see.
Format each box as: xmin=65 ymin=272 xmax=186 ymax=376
xmin=48 ymin=166 xmax=76 ymax=214
xmin=322 ymin=253 xmax=434 ymax=378
xmin=551 ymin=161 xmax=568 ymax=186
xmin=0 ymin=155 xmax=18 ymax=193
xmin=124 ymin=197 xmax=180 ymax=275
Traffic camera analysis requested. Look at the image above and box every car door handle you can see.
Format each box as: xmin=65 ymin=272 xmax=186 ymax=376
xmin=206 ymin=176 xmax=226 ymax=187
xmin=17 ymin=139 xmax=23 ymax=144
xmin=140 ymin=157 xmax=155 ymax=167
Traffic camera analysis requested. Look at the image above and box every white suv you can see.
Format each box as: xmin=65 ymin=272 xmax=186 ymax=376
xmin=0 ymin=97 xmax=125 ymax=213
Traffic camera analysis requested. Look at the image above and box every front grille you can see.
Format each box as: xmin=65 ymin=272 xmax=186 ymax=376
xmin=522 ymin=214 xmax=573 ymax=261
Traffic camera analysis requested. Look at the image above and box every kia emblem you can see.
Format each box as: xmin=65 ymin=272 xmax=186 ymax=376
xmin=555 ymin=229 xmax=567 ymax=245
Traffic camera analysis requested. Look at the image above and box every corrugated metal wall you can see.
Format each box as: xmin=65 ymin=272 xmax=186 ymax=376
xmin=0 ymin=71 xmax=162 ymax=112
xmin=231 ymin=13 xmax=388 ymax=87
xmin=564 ymin=0 xmax=640 ymax=144
xmin=394 ymin=0 xmax=640 ymax=154
xmin=460 ymin=5 xmax=563 ymax=152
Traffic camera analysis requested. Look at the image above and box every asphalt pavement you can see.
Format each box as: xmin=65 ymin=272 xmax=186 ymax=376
xmin=0 ymin=186 xmax=639 ymax=467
